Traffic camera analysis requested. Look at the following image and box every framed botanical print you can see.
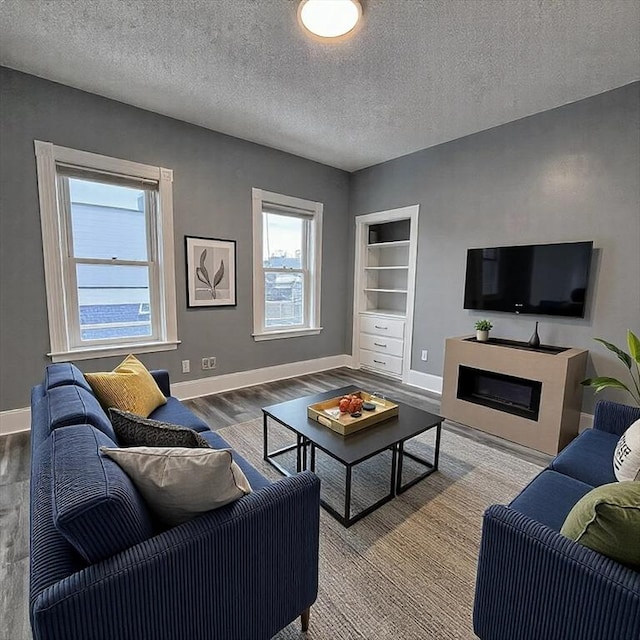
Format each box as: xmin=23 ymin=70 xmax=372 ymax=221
xmin=185 ymin=236 xmax=237 ymax=307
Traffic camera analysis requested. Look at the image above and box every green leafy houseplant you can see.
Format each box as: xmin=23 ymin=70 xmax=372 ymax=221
xmin=475 ymin=320 xmax=493 ymax=331
xmin=581 ymin=330 xmax=640 ymax=406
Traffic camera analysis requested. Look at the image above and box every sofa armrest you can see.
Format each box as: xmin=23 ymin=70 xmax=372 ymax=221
xmin=473 ymin=505 xmax=640 ymax=640
xmin=593 ymin=400 xmax=640 ymax=436
xmin=150 ymin=369 xmax=171 ymax=397
xmin=31 ymin=471 xmax=321 ymax=640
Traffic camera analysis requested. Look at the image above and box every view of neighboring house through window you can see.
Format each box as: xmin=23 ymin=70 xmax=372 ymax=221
xmin=35 ymin=141 xmax=178 ymax=361
xmin=252 ymin=189 xmax=323 ymax=340
xmin=68 ymin=177 xmax=154 ymax=342
xmin=263 ymin=211 xmax=305 ymax=327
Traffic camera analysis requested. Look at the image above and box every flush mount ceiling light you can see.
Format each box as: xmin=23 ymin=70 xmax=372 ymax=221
xmin=298 ymin=0 xmax=362 ymax=40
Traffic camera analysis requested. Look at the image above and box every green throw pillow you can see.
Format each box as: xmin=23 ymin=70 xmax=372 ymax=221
xmin=560 ymin=481 xmax=640 ymax=568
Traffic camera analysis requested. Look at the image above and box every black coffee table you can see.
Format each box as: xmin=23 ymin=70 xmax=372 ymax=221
xmin=262 ymin=385 xmax=443 ymax=527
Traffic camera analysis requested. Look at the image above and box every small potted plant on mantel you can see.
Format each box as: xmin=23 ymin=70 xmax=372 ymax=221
xmin=475 ymin=319 xmax=493 ymax=342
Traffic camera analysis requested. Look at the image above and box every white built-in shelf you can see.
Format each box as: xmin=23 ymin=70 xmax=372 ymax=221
xmin=360 ymin=308 xmax=407 ymax=318
xmin=367 ymin=240 xmax=410 ymax=248
xmin=364 ymin=288 xmax=408 ymax=294
xmin=364 ymin=265 xmax=409 ymax=270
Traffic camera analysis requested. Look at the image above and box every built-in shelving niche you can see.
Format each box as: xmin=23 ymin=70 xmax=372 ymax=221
xmin=353 ymin=206 xmax=419 ymax=381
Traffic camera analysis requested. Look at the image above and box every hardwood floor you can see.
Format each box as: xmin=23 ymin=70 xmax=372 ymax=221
xmin=0 ymin=430 xmax=31 ymax=639
xmin=183 ymin=367 xmax=553 ymax=467
xmin=0 ymin=366 xmax=552 ymax=640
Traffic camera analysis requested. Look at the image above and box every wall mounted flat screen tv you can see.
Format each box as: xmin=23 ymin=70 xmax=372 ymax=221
xmin=464 ymin=241 xmax=593 ymax=317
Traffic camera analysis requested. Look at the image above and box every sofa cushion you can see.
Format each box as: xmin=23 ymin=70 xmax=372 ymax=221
xmin=109 ymin=408 xmax=212 ymax=448
xmin=45 ymin=363 xmax=92 ymax=392
xmin=561 ymin=481 xmax=640 ymax=568
xmin=46 ymin=384 xmax=116 ymax=441
xmin=550 ymin=429 xmax=618 ymax=487
xmin=509 ymin=470 xmax=593 ymax=531
xmin=199 ymin=430 xmax=272 ymax=491
xmin=101 ymin=446 xmax=252 ymax=526
xmin=52 ymin=425 xmax=155 ymax=563
xmin=613 ymin=419 xmax=640 ymax=482
xmin=85 ymin=354 xmax=167 ymax=418
xmin=149 ymin=397 xmax=210 ymax=432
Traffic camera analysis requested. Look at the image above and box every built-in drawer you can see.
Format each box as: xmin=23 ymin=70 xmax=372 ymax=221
xmin=360 ymin=349 xmax=403 ymax=376
xmin=359 ymin=315 xmax=405 ymax=340
xmin=359 ymin=333 xmax=404 ymax=357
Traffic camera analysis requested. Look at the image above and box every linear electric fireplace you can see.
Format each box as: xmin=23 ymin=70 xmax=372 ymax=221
xmin=457 ymin=366 xmax=542 ymax=421
xmin=441 ymin=337 xmax=588 ymax=454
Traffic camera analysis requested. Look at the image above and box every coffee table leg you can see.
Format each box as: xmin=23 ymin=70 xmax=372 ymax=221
xmin=390 ymin=445 xmax=398 ymax=497
xmin=263 ymin=411 xmax=268 ymax=461
xmin=310 ymin=442 xmax=316 ymax=472
xmin=263 ymin=413 xmax=306 ymax=477
xmin=396 ymin=420 xmax=444 ymax=494
xmin=344 ymin=465 xmax=352 ymax=523
xmin=396 ymin=441 xmax=404 ymax=493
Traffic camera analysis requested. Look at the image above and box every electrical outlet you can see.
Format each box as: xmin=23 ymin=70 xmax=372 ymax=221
xmin=201 ymin=357 xmax=216 ymax=371
xmin=421 ymin=350 xmax=428 ymax=362
xmin=181 ymin=359 xmax=190 ymax=374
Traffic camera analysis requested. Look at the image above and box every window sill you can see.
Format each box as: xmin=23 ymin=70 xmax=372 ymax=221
xmin=48 ymin=340 xmax=181 ymax=363
xmin=252 ymin=327 xmax=323 ymax=342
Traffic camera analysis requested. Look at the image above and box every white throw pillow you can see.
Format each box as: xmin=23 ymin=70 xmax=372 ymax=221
xmin=613 ymin=418 xmax=640 ymax=482
xmin=101 ymin=446 xmax=252 ymax=526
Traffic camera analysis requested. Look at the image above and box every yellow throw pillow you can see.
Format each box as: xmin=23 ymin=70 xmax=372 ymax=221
xmin=85 ymin=354 xmax=167 ymax=418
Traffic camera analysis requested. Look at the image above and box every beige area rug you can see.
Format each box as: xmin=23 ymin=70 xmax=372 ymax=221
xmin=218 ymin=418 xmax=544 ymax=640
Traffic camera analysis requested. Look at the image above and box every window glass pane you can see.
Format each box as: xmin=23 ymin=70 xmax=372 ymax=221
xmin=264 ymin=271 xmax=304 ymax=327
xmin=68 ymin=178 xmax=149 ymax=261
xmin=263 ymin=212 xmax=303 ymax=269
xmin=76 ymin=264 xmax=152 ymax=341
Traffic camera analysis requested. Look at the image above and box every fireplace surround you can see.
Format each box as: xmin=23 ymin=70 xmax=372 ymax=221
xmin=441 ymin=336 xmax=588 ymax=454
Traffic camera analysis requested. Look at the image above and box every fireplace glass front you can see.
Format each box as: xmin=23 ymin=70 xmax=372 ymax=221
xmin=456 ymin=366 xmax=542 ymax=420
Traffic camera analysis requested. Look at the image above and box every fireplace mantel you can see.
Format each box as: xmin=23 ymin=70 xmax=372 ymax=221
xmin=441 ymin=336 xmax=588 ymax=455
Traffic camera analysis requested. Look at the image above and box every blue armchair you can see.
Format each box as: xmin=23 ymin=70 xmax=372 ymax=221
xmin=473 ymin=400 xmax=640 ymax=640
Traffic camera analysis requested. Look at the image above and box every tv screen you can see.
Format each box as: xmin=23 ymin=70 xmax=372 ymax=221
xmin=463 ymin=241 xmax=593 ymax=317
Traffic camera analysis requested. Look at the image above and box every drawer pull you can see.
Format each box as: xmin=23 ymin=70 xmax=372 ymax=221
xmin=373 ymin=359 xmax=386 ymax=365
xmin=374 ymin=342 xmax=387 ymax=348
xmin=374 ymin=325 xmax=388 ymax=330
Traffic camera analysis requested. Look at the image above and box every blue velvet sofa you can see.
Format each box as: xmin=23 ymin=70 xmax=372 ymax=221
xmin=473 ymin=400 xmax=640 ymax=640
xmin=29 ymin=363 xmax=321 ymax=640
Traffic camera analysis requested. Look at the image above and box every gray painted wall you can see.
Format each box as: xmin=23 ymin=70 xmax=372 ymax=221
xmin=350 ymin=83 xmax=640 ymax=412
xmin=1 ymin=69 xmax=638 ymax=415
xmin=0 ymin=68 xmax=350 ymax=411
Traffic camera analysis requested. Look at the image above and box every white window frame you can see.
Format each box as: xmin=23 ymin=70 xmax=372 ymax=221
xmin=34 ymin=141 xmax=179 ymax=361
xmin=252 ymin=188 xmax=323 ymax=341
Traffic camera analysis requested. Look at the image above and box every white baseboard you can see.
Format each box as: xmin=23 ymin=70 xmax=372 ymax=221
xmin=0 ymin=354 xmax=354 ymax=435
xmin=0 ymin=357 xmax=596 ymax=438
xmin=0 ymin=407 xmax=31 ymax=436
xmin=172 ymin=354 xmax=354 ymax=400
xmin=406 ymin=370 xmax=443 ymax=395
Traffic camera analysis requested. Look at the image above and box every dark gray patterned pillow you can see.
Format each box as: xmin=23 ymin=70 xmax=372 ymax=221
xmin=108 ymin=408 xmax=211 ymax=448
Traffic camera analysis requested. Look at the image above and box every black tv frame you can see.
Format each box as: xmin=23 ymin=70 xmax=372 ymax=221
xmin=463 ymin=241 xmax=593 ymax=318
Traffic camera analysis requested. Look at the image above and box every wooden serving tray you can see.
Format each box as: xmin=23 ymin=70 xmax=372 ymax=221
xmin=307 ymin=391 xmax=399 ymax=436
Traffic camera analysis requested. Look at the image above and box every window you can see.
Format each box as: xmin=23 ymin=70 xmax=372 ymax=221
xmin=35 ymin=141 xmax=178 ymax=361
xmin=252 ymin=188 xmax=322 ymax=340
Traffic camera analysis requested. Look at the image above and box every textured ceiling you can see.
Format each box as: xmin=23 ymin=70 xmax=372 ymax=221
xmin=1 ymin=0 xmax=638 ymax=171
